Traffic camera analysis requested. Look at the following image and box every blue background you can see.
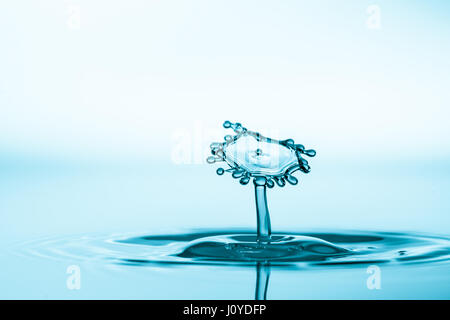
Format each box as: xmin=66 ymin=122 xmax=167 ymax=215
xmin=1 ymin=0 xmax=449 ymax=299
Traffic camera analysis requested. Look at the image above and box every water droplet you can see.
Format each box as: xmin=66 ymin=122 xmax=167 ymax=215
xmin=240 ymin=176 xmax=250 ymax=185
xmin=296 ymin=156 xmax=308 ymax=166
xmin=224 ymin=135 xmax=233 ymax=142
xmin=223 ymin=121 xmax=232 ymax=128
xmin=283 ymin=139 xmax=295 ymax=145
xmin=216 ymin=168 xmax=225 ymax=175
xmin=266 ymin=178 xmax=275 ymax=188
xmin=232 ymin=169 xmax=245 ymax=178
xmin=234 ymin=123 xmax=245 ymax=134
xmin=274 ymin=177 xmax=286 ymax=187
xmin=206 ymin=156 xmax=216 ymax=164
xmin=304 ymin=149 xmax=316 ymax=157
xmin=285 ymin=175 xmax=298 ymax=185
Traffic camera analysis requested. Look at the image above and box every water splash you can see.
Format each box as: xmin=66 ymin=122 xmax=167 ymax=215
xmin=17 ymin=230 xmax=450 ymax=268
xmin=9 ymin=121 xmax=449 ymax=299
xmin=11 ymin=230 xmax=450 ymax=299
xmin=207 ymin=121 xmax=316 ymax=241
xmin=13 ymin=123 xmax=447 ymax=275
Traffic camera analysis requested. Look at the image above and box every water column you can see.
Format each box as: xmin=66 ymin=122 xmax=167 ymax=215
xmin=255 ymin=263 xmax=271 ymax=300
xmin=254 ymin=177 xmax=271 ymax=242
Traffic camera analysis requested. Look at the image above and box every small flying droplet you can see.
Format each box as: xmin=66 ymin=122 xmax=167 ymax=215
xmin=216 ymin=168 xmax=225 ymax=175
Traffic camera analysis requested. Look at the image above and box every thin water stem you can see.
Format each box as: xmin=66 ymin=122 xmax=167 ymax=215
xmin=254 ymin=177 xmax=271 ymax=242
xmin=255 ymin=263 xmax=271 ymax=300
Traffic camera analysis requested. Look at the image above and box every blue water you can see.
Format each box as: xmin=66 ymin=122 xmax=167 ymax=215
xmin=1 ymin=160 xmax=450 ymax=299
xmin=2 ymin=0 xmax=450 ymax=300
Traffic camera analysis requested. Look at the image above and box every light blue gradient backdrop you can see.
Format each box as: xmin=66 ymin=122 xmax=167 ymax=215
xmin=1 ymin=1 xmax=449 ymax=299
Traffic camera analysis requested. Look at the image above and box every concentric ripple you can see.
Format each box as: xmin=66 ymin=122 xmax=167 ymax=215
xmin=14 ymin=230 xmax=450 ymax=268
